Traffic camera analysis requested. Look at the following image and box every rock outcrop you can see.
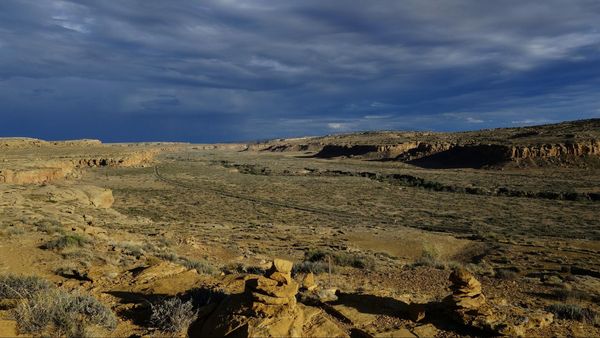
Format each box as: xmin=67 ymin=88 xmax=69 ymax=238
xmin=196 ymin=259 xmax=347 ymax=337
xmin=1 ymin=148 xmax=161 ymax=185
xmin=0 ymin=167 xmax=75 ymax=184
xmin=311 ymin=141 xmax=600 ymax=168
xmin=445 ymin=268 xmax=554 ymax=336
xmin=246 ymin=120 xmax=600 ymax=168
xmin=511 ymin=140 xmax=600 ymax=158
xmin=192 ymin=144 xmax=249 ymax=151
xmin=37 ymin=184 xmax=115 ymax=208
xmin=448 ymin=268 xmax=487 ymax=311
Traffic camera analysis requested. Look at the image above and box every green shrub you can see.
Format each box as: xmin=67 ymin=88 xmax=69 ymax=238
xmin=41 ymin=234 xmax=91 ymax=250
xmin=150 ymin=298 xmax=197 ymax=334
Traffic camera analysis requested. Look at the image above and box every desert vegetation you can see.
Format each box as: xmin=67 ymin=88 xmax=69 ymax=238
xmin=0 ymin=275 xmax=116 ymax=337
xmin=0 ymin=120 xmax=599 ymax=336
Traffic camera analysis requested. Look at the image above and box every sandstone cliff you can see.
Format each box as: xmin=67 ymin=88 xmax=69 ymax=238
xmin=247 ymin=119 xmax=600 ymax=168
xmin=254 ymin=139 xmax=600 ymax=168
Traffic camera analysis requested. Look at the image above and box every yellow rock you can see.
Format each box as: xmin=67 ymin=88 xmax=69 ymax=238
xmin=273 ymin=258 xmax=294 ymax=274
xmin=246 ymin=276 xmax=279 ymax=290
xmin=252 ymin=292 xmax=294 ymax=305
xmin=269 ymin=271 xmax=293 ymax=284
xmin=412 ymin=324 xmax=439 ymax=338
xmin=302 ymin=272 xmax=317 ymax=290
xmin=255 ymin=281 xmax=299 ymax=299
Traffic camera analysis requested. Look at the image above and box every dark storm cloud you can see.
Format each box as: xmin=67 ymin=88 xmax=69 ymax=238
xmin=1 ymin=0 xmax=599 ymax=141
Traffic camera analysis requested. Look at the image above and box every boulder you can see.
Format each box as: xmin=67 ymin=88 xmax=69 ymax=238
xmin=412 ymin=324 xmax=439 ymax=338
xmin=301 ymin=272 xmax=317 ymax=291
xmin=272 ymin=258 xmax=293 ymax=274
xmin=317 ymin=288 xmax=338 ymax=302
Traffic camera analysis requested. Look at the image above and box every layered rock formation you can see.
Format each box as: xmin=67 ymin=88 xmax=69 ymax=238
xmin=448 ymin=267 xmax=487 ymax=310
xmin=192 ymin=144 xmax=249 ymax=151
xmin=247 ymin=120 xmax=600 ymax=168
xmin=511 ymin=140 xmax=600 ymax=158
xmin=1 ymin=148 xmax=161 ymax=185
xmin=311 ymin=141 xmax=600 ymax=167
xmin=196 ymin=259 xmax=347 ymax=337
xmin=445 ymin=268 xmax=553 ymax=336
xmin=0 ymin=167 xmax=75 ymax=184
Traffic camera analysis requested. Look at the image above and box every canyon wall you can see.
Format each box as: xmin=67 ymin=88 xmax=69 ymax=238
xmin=257 ymin=139 xmax=600 ymax=168
xmin=1 ymin=149 xmax=162 ymax=185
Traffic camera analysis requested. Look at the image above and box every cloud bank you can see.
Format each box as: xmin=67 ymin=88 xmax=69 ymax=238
xmin=1 ymin=0 xmax=599 ymax=141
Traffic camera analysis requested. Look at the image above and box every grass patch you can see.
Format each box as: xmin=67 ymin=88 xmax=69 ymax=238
xmin=33 ymin=218 xmax=63 ymax=234
xmin=292 ymin=261 xmax=330 ymax=275
xmin=223 ymin=263 xmax=266 ymax=275
xmin=111 ymin=241 xmax=146 ymax=257
xmin=304 ymin=248 xmax=375 ymax=270
xmin=547 ymin=303 xmax=598 ymax=324
xmin=155 ymin=252 xmax=219 ymax=275
xmin=553 ymin=288 xmax=593 ymax=302
xmin=412 ymin=245 xmax=445 ymax=269
xmin=3 ymin=226 xmax=26 ymax=237
xmin=495 ymin=268 xmax=519 ymax=280
xmin=41 ymin=234 xmax=91 ymax=251
xmin=180 ymin=258 xmax=218 ymax=274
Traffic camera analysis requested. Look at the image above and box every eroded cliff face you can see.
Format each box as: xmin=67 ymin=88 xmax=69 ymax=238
xmin=257 ymin=139 xmax=600 ymax=168
xmin=246 ymin=142 xmax=323 ymax=152
xmin=510 ymin=140 xmax=600 ymax=159
xmin=0 ymin=138 xmax=102 ymax=148
xmin=73 ymin=149 xmax=159 ymax=168
xmin=309 ymin=142 xmax=455 ymax=161
xmin=0 ymin=167 xmax=75 ymax=185
xmin=0 ymin=149 xmax=162 ymax=185
xmin=192 ymin=144 xmax=249 ymax=151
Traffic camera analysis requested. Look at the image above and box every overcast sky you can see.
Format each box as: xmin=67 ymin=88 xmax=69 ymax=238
xmin=1 ymin=1 xmax=599 ymax=142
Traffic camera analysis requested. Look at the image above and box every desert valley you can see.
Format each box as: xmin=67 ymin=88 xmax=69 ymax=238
xmin=0 ymin=119 xmax=599 ymax=337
